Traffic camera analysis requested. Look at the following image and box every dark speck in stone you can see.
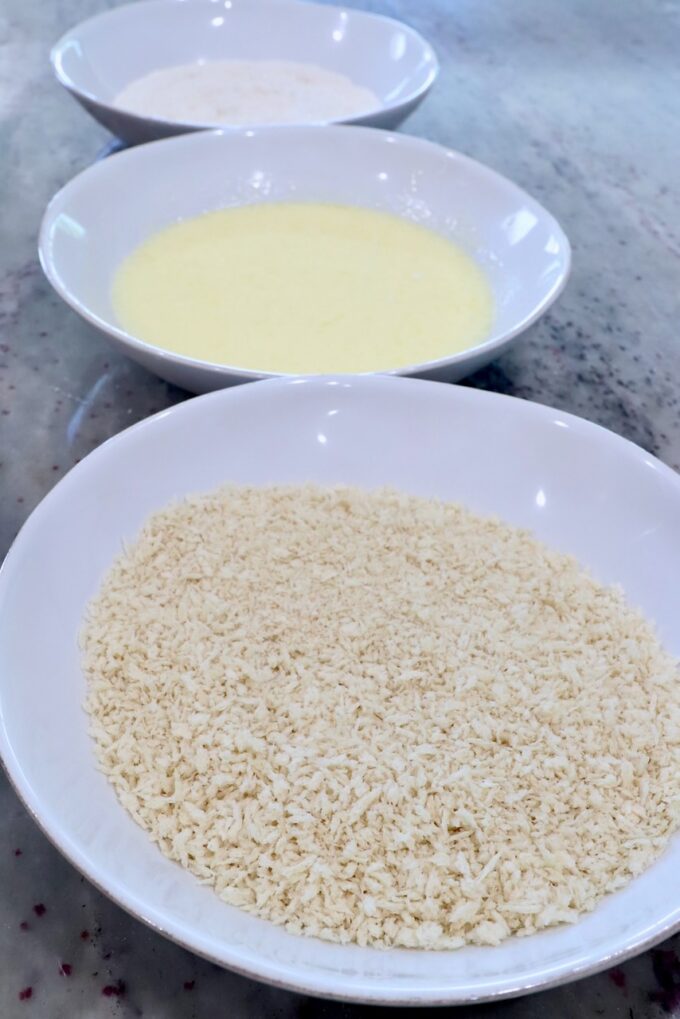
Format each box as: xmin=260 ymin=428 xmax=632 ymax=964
xmin=51 ymin=465 xmax=59 ymax=471
xmin=19 ymin=921 xmax=29 ymax=931
xmin=33 ymin=903 xmax=46 ymax=917
xmin=650 ymin=949 xmax=680 ymax=1012
xmin=650 ymin=987 xmax=680 ymax=1012
xmin=80 ymin=929 xmax=89 ymax=940
xmin=14 ymin=848 xmax=22 ymax=856
xmin=183 ymin=980 xmax=195 ymax=991
xmin=39 ymin=331 xmax=47 ymax=338
xmin=18 ymin=988 xmax=32 ymax=1001
xmin=1 ymin=409 xmax=9 ymax=415
xmin=102 ymin=980 xmax=126 ymax=998
xmin=59 ymin=963 xmax=72 ymax=976
xmin=652 ymin=949 xmax=680 ymax=983
xmin=609 ymin=967 xmax=627 ymax=990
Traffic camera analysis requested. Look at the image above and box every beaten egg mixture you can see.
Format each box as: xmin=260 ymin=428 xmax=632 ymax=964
xmin=113 ymin=202 xmax=493 ymax=373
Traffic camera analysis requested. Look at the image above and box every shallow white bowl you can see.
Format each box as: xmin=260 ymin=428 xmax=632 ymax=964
xmin=51 ymin=0 xmax=439 ymax=145
xmin=1 ymin=375 xmax=679 ymax=1005
xmin=39 ymin=126 xmax=570 ymax=393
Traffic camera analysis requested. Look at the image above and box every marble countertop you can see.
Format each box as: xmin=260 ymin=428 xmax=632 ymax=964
xmin=2 ymin=0 xmax=680 ymax=1014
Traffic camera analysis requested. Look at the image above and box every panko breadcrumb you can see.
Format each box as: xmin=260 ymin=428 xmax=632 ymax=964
xmin=83 ymin=485 xmax=680 ymax=949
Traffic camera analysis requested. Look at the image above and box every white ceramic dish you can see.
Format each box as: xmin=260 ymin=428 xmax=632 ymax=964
xmin=1 ymin=374 xmax=679 ymax=1005
xmin=39 ymin=126 xmax=570 ymax=393
xmin=50 ymin=0 xmax=439 ymax=145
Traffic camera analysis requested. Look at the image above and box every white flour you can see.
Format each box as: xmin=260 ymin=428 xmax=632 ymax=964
xmin=114 ymin=59 xmax=380 ymax=126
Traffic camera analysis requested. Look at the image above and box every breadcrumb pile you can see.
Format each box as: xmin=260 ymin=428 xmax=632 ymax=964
xmin=83 ymin=485 xmax=680 ymax=949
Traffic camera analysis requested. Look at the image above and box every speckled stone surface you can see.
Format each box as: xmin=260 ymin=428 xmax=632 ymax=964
xmin=1 ymin=0 xmax=680 ymax=1014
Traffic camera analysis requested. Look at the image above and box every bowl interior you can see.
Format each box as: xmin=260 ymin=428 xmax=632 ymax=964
xmin=53 ymin=0 xmax=436 ymax=116
xmin=40 ymin=127 xmax=569 ymax=369
xmin=0 ymin=376 xmax=679 ymax=1004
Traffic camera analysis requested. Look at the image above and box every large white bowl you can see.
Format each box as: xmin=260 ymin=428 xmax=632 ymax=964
xmin=39 ymin=126 xmax=570 ymax=393
xmin=1 ymin=375 xmax=679 ymax=1005
xmin=51 ymin=0 xmax=439 ymax=145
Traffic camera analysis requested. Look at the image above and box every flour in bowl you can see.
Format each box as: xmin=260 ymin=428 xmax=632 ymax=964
xmin=114 ymin=60 xmax=380 ymax=126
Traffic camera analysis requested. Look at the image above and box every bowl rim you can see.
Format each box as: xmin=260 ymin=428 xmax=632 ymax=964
xmin=1 ymin=374 xmax=679 ymax=1004
xmin=49 ymin=0 xmax=440 ymax=132
xmin=38 ymin=124 xmax=571 ymax=383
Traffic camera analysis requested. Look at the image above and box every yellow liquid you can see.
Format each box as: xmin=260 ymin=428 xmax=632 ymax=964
xmin=112 ymin=203 xmax=494 ymax=373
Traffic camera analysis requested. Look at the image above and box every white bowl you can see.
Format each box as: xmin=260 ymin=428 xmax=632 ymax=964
xmin=39 ymin=126 xmax=570 ymax=393
xmin=51 ymin=0 xmax=439 ymax=145
xmin=1 ymin=374 xmax=679 ymax=1005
